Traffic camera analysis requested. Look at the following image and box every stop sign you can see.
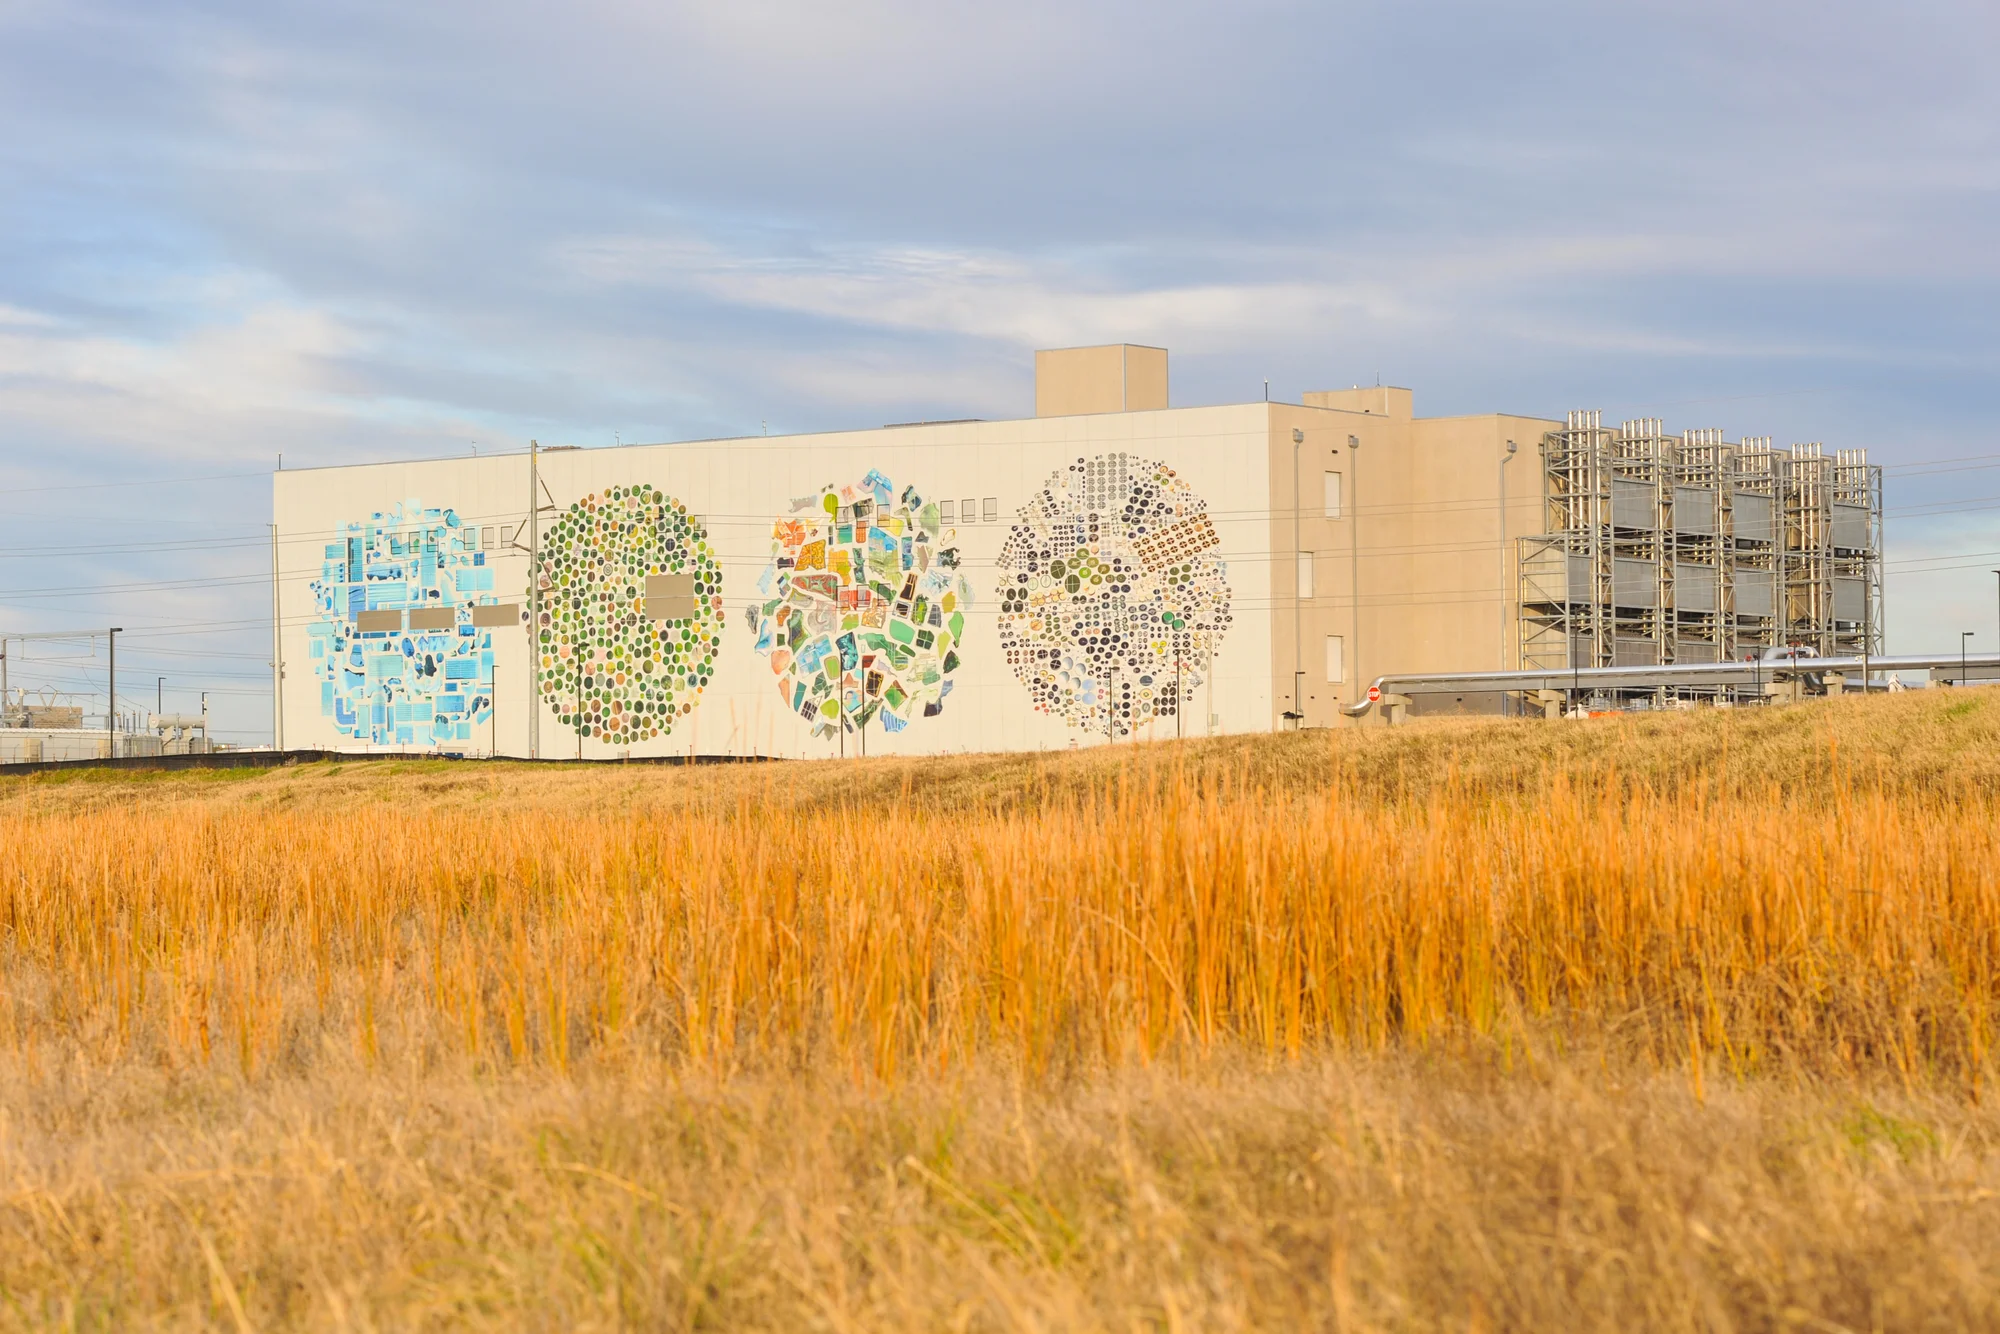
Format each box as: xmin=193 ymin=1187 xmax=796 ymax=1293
xmin=1367 ymin=685 xmax=1381 ymax=702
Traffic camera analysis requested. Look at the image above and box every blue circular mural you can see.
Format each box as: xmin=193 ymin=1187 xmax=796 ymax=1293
xmin=308 ymin=500 xmax=501 ymax=747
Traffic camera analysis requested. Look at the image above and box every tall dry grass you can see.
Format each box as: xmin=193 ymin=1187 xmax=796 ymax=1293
xmin=2 ymin=689 xmax=1999 ymax=1329
xmin=3 ymin=718 xmax=1996 ymax=1084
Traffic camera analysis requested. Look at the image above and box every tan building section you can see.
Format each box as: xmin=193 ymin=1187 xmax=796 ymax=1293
xmin=1035 ymin=344 xmax=1169 ymax=417
xmin=1265 ymin=390 xmax=1558 ymax=726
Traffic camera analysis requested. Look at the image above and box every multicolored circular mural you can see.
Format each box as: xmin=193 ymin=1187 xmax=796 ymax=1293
xmin=995 ymin=454 xmax=1231 ymax=736
xmin=531 ymin=484 xmax=722 ymax=745
xmin=746 ymin=468 xmax=972 ymax=738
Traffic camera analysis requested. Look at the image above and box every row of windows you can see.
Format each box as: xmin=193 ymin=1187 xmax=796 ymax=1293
xmin=941 ymin=498 xmax=1000 ymax=524
xmin=1286 ymin=475 xmax=1347 ymax=603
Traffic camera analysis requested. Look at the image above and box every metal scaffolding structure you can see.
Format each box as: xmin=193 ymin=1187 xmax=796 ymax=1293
xmin=1519 ymin=412 xmax=1882 ymax=698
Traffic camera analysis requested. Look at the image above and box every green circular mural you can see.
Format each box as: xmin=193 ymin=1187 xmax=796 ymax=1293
xmin=531 ymin=484 xmax=722 ymax=745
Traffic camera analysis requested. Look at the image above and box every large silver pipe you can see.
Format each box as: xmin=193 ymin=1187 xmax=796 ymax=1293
xmin=1343 ymin=651 xmax=2000 ymax=717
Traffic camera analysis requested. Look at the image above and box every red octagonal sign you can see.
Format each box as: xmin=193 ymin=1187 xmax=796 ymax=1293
xmin=1367 ymin=685 xmax=1381 ymax=702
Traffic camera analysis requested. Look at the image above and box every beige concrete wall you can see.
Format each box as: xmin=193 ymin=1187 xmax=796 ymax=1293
xmin=1269 ymin=392 xmax=1558 ymax=726
xmin=1393 ymin=413 xmax=1556 ymax=686
xmin=274 ymin=403 xmax=1276 ymax=759
xmin=1121 ymin=345 xmax=1168 ymax=413
xmin=275 ymin=353 xmax=1560 ymax=754
xmin=1265 ymin=400 xmax=1409 ymax=728
xmin=1035 ymin=344 xmax=1168 ymax=417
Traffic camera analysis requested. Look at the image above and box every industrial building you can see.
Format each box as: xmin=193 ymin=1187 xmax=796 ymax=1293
xmin=268 ymin=345 xmax=1883 ymax=758
xmin=0 ymin=633 xmax=214 ymax=764
xmin=1519 ymin=412 xmax=1882 ymax=675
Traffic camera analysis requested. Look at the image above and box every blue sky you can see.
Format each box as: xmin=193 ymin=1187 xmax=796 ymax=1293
xmin=3 ymin=0 xmax=1997 ymax=740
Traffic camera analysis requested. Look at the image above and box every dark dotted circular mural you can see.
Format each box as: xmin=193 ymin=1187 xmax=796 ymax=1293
xmin=531 ymin=484 xmax=721 ymax=745
xmin=996 ymin=454 xmax=1231 ymax=736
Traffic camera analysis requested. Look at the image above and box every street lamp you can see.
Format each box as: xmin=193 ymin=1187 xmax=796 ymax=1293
xmin=1290 ymin=425 xmax=1305 ymax=729
xmin=1500 ymin=438 xmax=1518 ymax=713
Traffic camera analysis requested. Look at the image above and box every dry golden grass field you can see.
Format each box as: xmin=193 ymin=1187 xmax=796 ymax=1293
xmin=4 ymin=689 xmax=2000 ymax=1330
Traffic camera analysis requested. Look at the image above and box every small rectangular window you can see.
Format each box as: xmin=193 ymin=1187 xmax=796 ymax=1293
xmin=1323 ymin=471 xmax=1343 ymax=519
xmin=939 ymin=500 xmax=954 ymax=523
xmin=1325 ymin=635 xmax=1345 ymax=684
xmin=481 ymin=525 xmax=494 ymax=551
xmin=1296 ymin=551 xmax=1315 ymax=600
xmin=962 ymin=497 xmax=977 ymax=523
xmin=982 ymin=497 xmax=998 ymax=522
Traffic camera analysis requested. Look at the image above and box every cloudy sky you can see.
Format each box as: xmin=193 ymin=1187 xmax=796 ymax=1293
xmin=3 ymin=0 xmax=1997 ymax=740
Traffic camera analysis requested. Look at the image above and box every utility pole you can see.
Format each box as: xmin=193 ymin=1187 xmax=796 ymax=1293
xmin=528 ymin=440 xmax=542 ymax=761
xmin=1205 ymin=642 xmax=1213 ymax=738
xmin=271 ymin=522 xmax=285 ymax=752
xmin=108 ymin=627 xmax=122 ymax=758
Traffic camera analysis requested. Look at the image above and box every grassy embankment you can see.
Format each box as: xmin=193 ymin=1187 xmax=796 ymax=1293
xmin=2 ymin=689 xmax=1999 ymax=1330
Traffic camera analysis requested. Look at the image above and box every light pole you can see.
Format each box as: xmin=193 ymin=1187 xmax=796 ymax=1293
xmin=1348 ymin=433 xmax=1362 ymax=721
xmin=1291 ymin=425 xmax=1304 ymax=729
xmin=1962 ymin=631 xmax=1974 ymax=687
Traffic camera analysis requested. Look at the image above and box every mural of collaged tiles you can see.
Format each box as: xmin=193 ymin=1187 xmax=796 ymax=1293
xmin=747 ymin=469 xmax=972 ymax=738
xmin=531 ymin=484 xmax=722 ymax=746
xmin=309 ymin=501 xmax=499 ymax=746
xmin=996 ymin=454 xmax=1232 ymax=736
